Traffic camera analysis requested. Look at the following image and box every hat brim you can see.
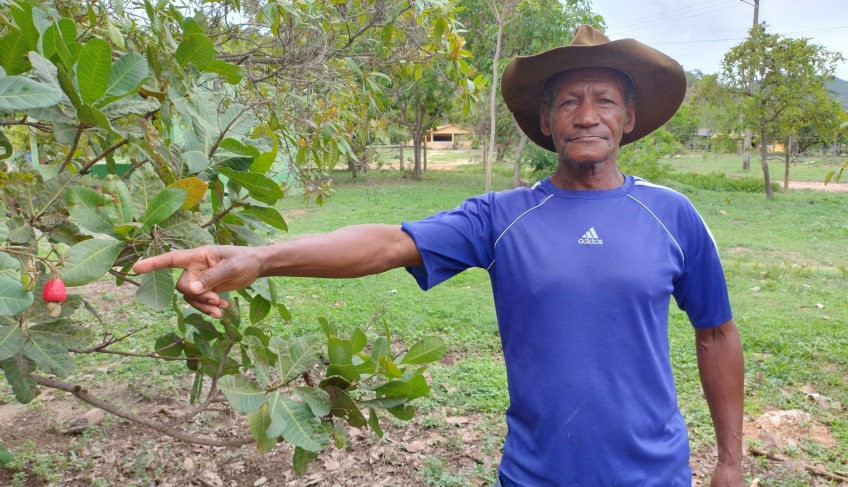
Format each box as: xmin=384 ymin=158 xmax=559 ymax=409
xmin=501 ymin=38 xmax=687 ymax=152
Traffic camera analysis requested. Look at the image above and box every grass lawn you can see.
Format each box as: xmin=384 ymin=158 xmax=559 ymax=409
xmin=665 ymin=151 xmax=844 ymax=182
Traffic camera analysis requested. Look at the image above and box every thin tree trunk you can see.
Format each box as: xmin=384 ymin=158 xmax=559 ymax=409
xmin=743 ymin=129 xmax=752 ymax=171
xmin=783 ymin=134 xmax=792 ymax=194
xmin=513 ymin=118 xmax=528 ymax=188
xmin=486 ymin=8 xmax=504 ymax=193
xmin=399 ymin=143 xmax=404 ymax=170
xmin=760 ymin=122 xmax=773 ymax=199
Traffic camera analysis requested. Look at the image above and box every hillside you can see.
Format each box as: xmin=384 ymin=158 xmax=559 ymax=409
xmin=829 ymin=76 xmax=848 ymax=109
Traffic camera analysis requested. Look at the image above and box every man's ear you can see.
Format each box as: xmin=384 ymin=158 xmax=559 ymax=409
xmin=540 ymin=104 xmax=552 ymax=136
xmin=623 ymin=100 xmax=636 ymax=134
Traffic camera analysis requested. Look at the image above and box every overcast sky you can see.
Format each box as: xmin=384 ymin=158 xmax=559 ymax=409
xmin=588 ymin=0 xmax=848 ymax=80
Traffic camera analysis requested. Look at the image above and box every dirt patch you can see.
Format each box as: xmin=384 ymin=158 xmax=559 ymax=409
xmin=778 ymin=180 xmax=848 ymax=192
xmin=744 ymin=409 xmax=837 ymax=450
xmin=0 ymin=381 xmax=499 ymax=486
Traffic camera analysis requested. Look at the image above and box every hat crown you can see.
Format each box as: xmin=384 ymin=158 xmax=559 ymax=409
xmin=570 ymin=24 xmax=611 ymax=47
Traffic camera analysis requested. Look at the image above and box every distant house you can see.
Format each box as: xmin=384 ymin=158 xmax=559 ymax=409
xmin=409 ymin=124 xmax=474 ymax=149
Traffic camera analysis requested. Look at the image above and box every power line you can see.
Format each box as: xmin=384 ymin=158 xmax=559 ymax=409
xmin=606 ymin=1 xmax=745 ymax=36
xmin=604 ymin=0 xmax=728 ymax=31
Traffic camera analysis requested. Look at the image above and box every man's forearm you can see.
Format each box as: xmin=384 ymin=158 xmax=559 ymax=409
xmin=256 ymin=224 xmax=423 ymax=278
xmin=696 ymin=320 xmax=745 ymax=465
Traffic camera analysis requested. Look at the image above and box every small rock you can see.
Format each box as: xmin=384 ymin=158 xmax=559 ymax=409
xmin=404 ymin=440 xmax=427 ymax=453
xmin=84 ymin=408 xmax=106 ymax=426
xmin=254 ymin=477 xmax=268 ymax=486
xmin=719 ymin=210 xmax=727 ymax=215
xmin=184 ymin=457 xmax=195 ymax=471
xmin=749 ymin=286 xmax=761 ymax=291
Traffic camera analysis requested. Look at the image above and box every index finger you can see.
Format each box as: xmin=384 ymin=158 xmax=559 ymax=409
xmin=132 ymin=249 xmax=202 ymax=274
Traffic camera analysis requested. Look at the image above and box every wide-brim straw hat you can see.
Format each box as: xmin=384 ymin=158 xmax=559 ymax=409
xmin=501 ymin=24 xmax=687 ymax=152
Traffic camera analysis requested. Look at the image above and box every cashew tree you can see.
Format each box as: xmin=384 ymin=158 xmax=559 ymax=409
xmin=0 ymin=0 xmax=478 ymax=473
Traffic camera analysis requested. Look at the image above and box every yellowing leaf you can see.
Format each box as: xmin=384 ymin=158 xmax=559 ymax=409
xmin=167 ymin=177 xmax=208 ymax=209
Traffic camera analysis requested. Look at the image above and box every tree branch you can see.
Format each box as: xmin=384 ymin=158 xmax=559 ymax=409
xmin=109 ymin=269 xmax=140 ymax=286
xmin=58 ymin=125 xmax=85 ymax=174
xmin=201 ymin=204 xmax=236 ymax=229
xmin=32 ymin=375 xmax=254 ymax=447
xmin=79 ymin=139 xmax=130 ymax=175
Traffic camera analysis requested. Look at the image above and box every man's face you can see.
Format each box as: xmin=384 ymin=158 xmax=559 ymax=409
xmin=539 ymin=67 xmax=636 ymax=168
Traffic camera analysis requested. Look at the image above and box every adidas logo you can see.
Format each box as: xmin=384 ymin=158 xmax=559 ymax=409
xmin=578 ymin=227 xmax=603 ymax=245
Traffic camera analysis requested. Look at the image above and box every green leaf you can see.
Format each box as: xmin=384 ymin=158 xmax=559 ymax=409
xmin=77 ymin=104 xmax=116 ymax=134
xmin=36 ymin=172 xmax=79 ymax=219
xmin=246 ymin=401 xmax=277 ymax=453
xmin=141 ymin=187 xmax=187 ymax=228
xmin=106 ymin=21 xmax=124 ymax=50
xmin=405 ymin=374 xmax=430 ymax=400
xmin=0 ymin=445 xmax=13 ymax=466
xmin=371 ymin=336 xmax=388 ymax=368
xmin=28 ymin=320 xmax=91 ymax=350
xmin=66 ymin=186 xmax=115 ymax=235
xmin=0 ymin=76 xmax=62 ymax=110
xmin=218 ymin=374 xmax=266 ymax=414
xmin=175 ymin=33 xmax=214 ymax=69
xmin=137 ymin=267 xmax=174 ymax=310
xmin=10 ymin=2 xmax=38 ymax=51
xmin=241 ymin=206 xmax=288 ymax=232
xmin=98 ymin=52 xmax=149 ymax=107
xmin=246 ymin=335 xmax=271 ymax=387
xmin=293 ymin=386 xmax=331 ymax=417
xmin=0 ymin=34 xmax=31 ymax=76
xmin=130 ymin=167 xmax=165 ymax=219
xmin=399 ymin=336 xmax=446 ymax=365
xmin=76 ymin=38 xmax=112 ymax=106
xmin=371 ymin=380 xmax=411 ymax=398
xmin=267 ymin=391 xmax=327 ymax=451
xmin=350 ymin=328 xmax=367 ymax=354
xmin=368 ymin=408 xmax=384 ymax=438
xmin=249 ymin=295 xmax=271 ymax=325
xmin=55 ymin=64 xmax=81 ymax=109
xmin=359 ymin=396 xmax=407 ymax=409
xmin=1 ymin=353 xmax=39 ymax=403
xmin=22 ymin=337 xmax=74 ymax=378
xmin=203 ymin=59 xmax=243 ymax=84
xmin=0 ymin=276 xmax=33 ymax=317
xmin=101 ymin=175 xmax=134 ymax=225
xmin=326 ymin=385 xmax=367 ymax=427
xmin=0 ymin=325 xmax=25 ymax=361
xmin=327 ymin=337 xmax=353 ymax=365
xmin=42 ymin=23 xmax=72 ymax=69
xmin=217 ymin=168 xmax=284 ymax=205
xmin=7 ymin=216 xmax=35 ymax=246
xmin=275 ymin=303 xmax=291 ymax=321
xmin=387 ymin=404 xmax=415 ymax=421
xmin=62 ymin=238 xmax=123 ymax=287
xmin=292 ymin=446 xmax=318 ymax=477
xmin=277 ymin=335 xmax=321 ymax=382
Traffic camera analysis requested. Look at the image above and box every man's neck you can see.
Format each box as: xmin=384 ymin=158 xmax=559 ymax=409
xmin=549 ymin=163 xmax=625 ymax=191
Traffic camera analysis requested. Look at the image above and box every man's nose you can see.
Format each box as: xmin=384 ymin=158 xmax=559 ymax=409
xmin=573 ymin=102 xmax=600 ymax=127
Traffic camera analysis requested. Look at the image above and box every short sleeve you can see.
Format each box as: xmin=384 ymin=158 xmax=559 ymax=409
xmin=401 ymin=194 xmax=496 ymax=291
xmin=671 ymin=204 xmax=733 ymax=329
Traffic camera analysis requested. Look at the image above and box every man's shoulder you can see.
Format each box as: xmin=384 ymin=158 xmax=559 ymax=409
xmin=629 ymin=177 xmax=693 ymax=207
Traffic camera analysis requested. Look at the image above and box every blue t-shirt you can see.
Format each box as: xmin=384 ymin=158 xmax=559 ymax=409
xmin=402 ymin=175 xmax=732 ymax=486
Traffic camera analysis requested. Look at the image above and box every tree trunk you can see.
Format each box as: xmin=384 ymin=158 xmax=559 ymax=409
xmin=760 ymin=122 xmax=773 ymax=199
xmin=412 ymin=100 xmax=424 ymax=179
xmin=423 ymin=139 xmax=427 ymax=172
xmin=513 ymin=119 xmax=528 ymax=188
xmin=399 ymin=143 xmax=404 ymax=170
xmin=486 ymin=13 xmax=504 ymax=193
xmin=347 ymin=157 xmax=358 ymax=178
xmin=783 ymin=134 xmax=792 ymax=194
xmin=743 ymin=128 xmax=752 ymax=171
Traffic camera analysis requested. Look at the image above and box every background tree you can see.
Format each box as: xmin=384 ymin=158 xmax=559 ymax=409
xmin=694 ymin=24 xmax=844 ymax=199
xmin=0 ymin=0 xmax=475 ymax=473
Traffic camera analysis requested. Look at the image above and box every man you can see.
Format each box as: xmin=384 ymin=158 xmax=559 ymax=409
xmin=134 ymin=25 xmax=744 ymax=486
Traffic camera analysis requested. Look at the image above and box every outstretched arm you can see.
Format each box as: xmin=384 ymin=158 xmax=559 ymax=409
xmin=132 ymin=224 xmax=422 ymax=318
xmin=695 ymin=319 xmax=745 ymax=487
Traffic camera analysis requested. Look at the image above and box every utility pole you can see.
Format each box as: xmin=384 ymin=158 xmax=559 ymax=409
xmin=742 ymin=0 xmax=759 ymax=170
